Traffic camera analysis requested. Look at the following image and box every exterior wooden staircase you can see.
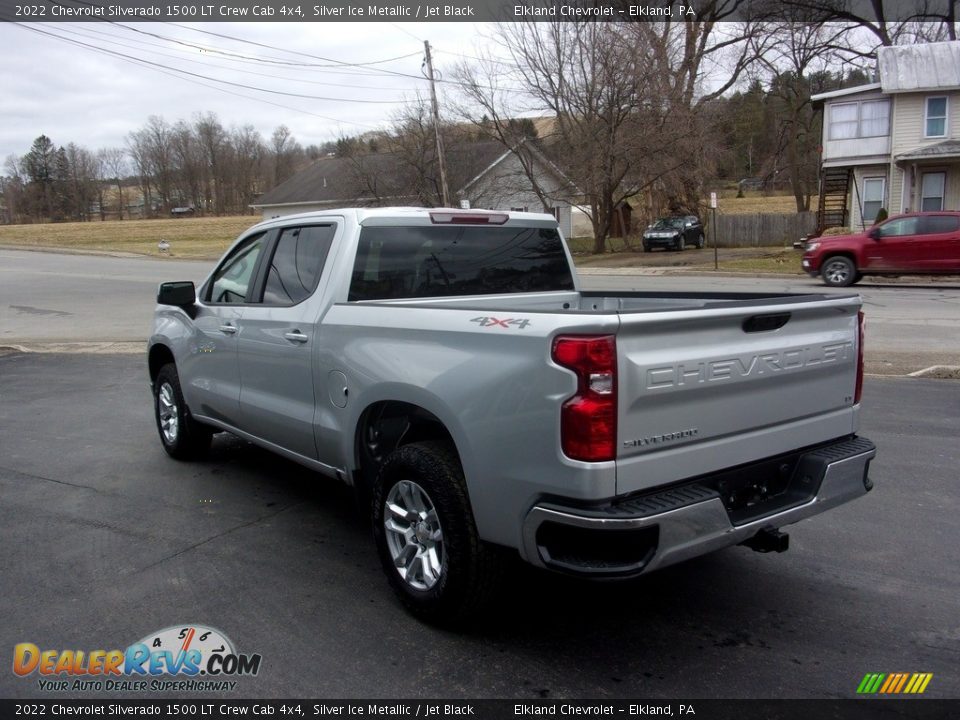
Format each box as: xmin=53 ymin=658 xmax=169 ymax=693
xmin=816 ymin=167 xmax=851 ymax=236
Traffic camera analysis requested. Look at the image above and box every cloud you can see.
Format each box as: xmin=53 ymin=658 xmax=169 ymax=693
xmin=0 ymin=21 xmax=482 ymax=160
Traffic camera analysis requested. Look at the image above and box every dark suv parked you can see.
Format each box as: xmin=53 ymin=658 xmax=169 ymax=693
xmin=642 ymin=216 xmax=705 ymax=252
xmin=802 ymin=211 xmax=960 ymax=286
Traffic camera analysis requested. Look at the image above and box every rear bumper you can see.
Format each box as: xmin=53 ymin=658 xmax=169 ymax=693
xmin=521 ymin=436 xmax=876 ymax=577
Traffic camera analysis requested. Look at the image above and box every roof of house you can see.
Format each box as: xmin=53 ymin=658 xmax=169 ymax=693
xmin=253 ymin=141 xmax=512 ymax=208
xmin=879 ymin=41 xmax=960 ymax=93
xmin=810 ymin=83 xmax=882 ymax=104
xmin=811 ymin=42 xmax=960 ymax=105
xmin=895 ymin=139 xmax=960 ymax=162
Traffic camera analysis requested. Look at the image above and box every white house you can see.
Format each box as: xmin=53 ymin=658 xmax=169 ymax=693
xmin=812 ymin=41 xmax=960 ymax=233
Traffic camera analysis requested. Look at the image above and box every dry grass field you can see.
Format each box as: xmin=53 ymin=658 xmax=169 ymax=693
xmin=717 ymin=193 xmax=816 ymax=215
xmin=0 ymin=215 xmax=259 ymax=259
xmin=0 ymin=194 xmax=814 ymax=269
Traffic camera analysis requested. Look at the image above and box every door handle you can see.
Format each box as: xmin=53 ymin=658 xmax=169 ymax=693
xmin=219 ymin=324 xmax=237 ymax=335
xmin=284 ymin=330 xmax=309 ymax=343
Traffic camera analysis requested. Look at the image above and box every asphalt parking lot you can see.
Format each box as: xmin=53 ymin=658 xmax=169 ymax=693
xmin=0 ymin=352 xmax=957 ymax=700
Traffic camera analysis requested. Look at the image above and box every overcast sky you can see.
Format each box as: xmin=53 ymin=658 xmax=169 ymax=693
xmin=0 ymin=21 xmax=495 ymax=162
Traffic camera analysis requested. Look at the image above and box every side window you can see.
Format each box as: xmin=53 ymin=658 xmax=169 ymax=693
xmin=878 ymin=217 xmax=920 ymax=238
xmin=207 ymin=232 xmax=267 ymax=304
xmin=261 ymin=224 xmax=335 ymax=305
xmin=922 ymin=215 xmax=960 ymax=234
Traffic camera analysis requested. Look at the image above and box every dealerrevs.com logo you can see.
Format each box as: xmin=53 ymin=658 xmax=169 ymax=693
xmin=13 ymin=624 xmax=262 ymax=692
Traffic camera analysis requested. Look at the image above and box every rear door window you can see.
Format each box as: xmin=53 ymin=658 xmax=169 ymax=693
xmin=922 ymin=215 xmax=960 ymax=234
xmin=349 ymin=225 xmax=574 ymax=301
xmin=261 ymin=224 xmax=336 ymax=305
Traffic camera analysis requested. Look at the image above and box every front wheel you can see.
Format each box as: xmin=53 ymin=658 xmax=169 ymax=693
xmin=371 ymin=441 xmax=503 ymax=625
xmin=821 ymin=256 xmax=858 ymax=287
xmin=695 ymin=233 xmax=705 ymax=249
xmin=675 ymin=236 xmax=686 ymax=251
xmin=154 ymin=363 xmax=212 ymax=460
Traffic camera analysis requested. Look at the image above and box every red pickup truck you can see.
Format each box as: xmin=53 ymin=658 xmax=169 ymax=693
xmin=802 ymin=211 xmax=960 ymax=286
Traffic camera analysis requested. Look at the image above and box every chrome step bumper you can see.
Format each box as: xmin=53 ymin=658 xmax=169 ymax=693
xmin=521 ymin=436 xmax=876 ymax=577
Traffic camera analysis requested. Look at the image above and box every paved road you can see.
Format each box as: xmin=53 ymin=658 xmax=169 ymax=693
xmin=0 ymin=250 xmax=209 ymax=344
xmin=0 ymin=353 xmax=957 ymax=699
xmin=1 ymin=249 xmax=958 ymax=374
xmin=579 ymin=271 xmax=960 ymax=375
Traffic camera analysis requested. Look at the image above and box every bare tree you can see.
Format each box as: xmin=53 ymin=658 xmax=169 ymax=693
xmin=171 ymin=121 xmax=204 ymax=212
xmin=97 ymin=148 xmax=128 ymax=219
xmin=755 ymin=19 xmax=865 ymax=210
xmin=232 ymin=124 xmax=264 ymax=213
xmin=270 ymin=125 xmax=303 ymax=186
xmin=194 ymin=113 xmax=229 ymax=215
xmin=128 ymin=117 xmax=177 ymax=216
xmin=778 ymin=0 xmax=958 ymax=48
xmin=456 ymin=22 xmax=718 ymax=251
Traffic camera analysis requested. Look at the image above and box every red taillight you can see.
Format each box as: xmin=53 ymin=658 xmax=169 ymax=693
xmin=552 ymin=335 xmax=617 ymax=462
xmin=855 ymin=310 xmax=865 ymax=404
xmin=429 ymin=211 xmax=508 ymax=225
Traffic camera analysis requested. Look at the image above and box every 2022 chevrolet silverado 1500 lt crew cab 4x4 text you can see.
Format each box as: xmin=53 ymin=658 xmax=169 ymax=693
xmin=149 ymin=208 xmax=876 ymax=623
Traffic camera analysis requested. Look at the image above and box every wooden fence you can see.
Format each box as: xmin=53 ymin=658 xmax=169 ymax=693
xmin=706 ymin=211 xmax=817 ymax=247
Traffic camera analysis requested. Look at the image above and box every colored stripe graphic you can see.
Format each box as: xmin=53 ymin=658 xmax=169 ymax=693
xmin=857 ymin=673 xmax=933 ymax=694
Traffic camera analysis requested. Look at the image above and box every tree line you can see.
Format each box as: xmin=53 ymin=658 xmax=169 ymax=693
xmin=1 ymin=114 xmax=325 ymax=224
xmin=1 ymin=3 xmax=958 ymax=252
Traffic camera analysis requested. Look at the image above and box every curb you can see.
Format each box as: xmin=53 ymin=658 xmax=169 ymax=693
xmin=0 ymin=342 xmax=146 ymax=355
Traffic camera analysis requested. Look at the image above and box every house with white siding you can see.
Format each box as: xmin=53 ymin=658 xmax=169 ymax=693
xmin=812 ymin=41 xmax=960 ymax=234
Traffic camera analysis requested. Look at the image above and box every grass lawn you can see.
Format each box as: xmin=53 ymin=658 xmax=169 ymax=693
xmin=0 ymin=210 xmax=807 ymax=276
xmin=0 ymin=215 xmax=258 ymax=259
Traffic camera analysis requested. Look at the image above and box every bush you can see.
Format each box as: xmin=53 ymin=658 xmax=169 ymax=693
xmin=873 ymin=208 xmax=888 ymax=224
xmin=821 ymin=226 xmax=852 ymax=236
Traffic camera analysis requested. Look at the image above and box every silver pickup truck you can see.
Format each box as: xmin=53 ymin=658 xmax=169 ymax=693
xmin=148 ymin=207 xmax=876 ymax=623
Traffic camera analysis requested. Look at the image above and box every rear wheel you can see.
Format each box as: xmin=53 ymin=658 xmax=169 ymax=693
xmin=154 ymin=363 xmax=212 ymax=459
xmin=821 ymin=256 xmax=858 ymax=287
xmin=371 ymin=441 xmax=503 ymax=625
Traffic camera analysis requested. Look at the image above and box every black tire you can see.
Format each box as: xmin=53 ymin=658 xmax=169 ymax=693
xmin=675 ymin=236 xmax=686 ymax=251
xmin=643 ymin=244 xmax=651 ymax=253
xmin=695 ymin=233 xmax=705 ymax=249
xmin=821 ymin=256 xmax=858 ymax=287
xmin=154 ymin=363 xmax=213 ymax=460
xmin=371 ymin=441 xmax=503 ymax=625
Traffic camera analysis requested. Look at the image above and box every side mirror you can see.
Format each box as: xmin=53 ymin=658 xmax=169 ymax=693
xmin=867 ymin=227 xmax=881 ymax=240
xmin=157 ymin=281 xmax=196 ymax=307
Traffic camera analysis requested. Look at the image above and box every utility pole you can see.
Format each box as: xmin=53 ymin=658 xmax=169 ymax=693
xmin=424 ymin=40 xmax=451 ymax=207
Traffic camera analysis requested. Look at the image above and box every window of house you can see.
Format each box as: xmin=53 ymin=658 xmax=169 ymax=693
xmin=862 ymin=178 xmax=886 ymax=224
xmin=261 ymin=224 xmax=335 ymax=305
xmin=829 ymin=100 xmax=890 ymax=140
xmin=920 ymin=172 xmax=945 ymax=211
xmin=860 ymin=101 xmax=890 ymax=136
xmin=829 ymin=103 xmax=859 ymax=139
xmin=925 ymin=97 xmax=948 ymax=137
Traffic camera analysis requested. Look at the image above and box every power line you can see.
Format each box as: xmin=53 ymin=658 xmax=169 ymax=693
xmin=9 ymin=22 xmax=412 ymax=105
xmin=47 ymin=23 xmax=425 ymax=93
xmin=6 ymin=22 xmax=390 ymax=130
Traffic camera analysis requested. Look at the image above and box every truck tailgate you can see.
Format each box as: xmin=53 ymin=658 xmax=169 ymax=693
xmin=615 ymin=295 xmax=861 ymax=494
